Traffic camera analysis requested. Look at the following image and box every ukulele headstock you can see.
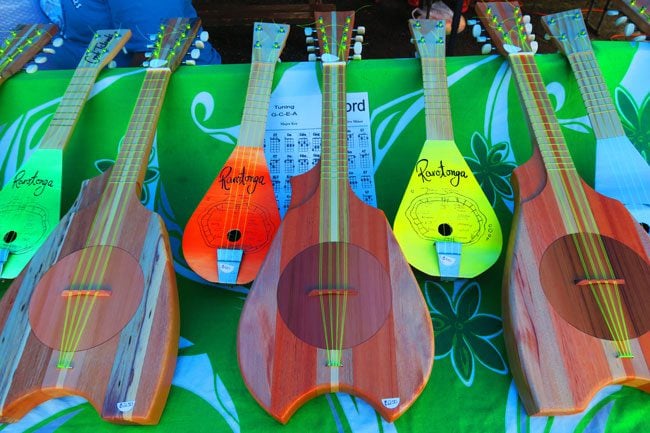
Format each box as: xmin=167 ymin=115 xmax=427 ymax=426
xmin=409 ymin=19 xmax=447 ymax=59
xmin=541 ymin=10 xmax=591 ymax=56
xmin=251 ymin=22 xmax=290 ymax=64
xmin=0 ymin=24 xmax=57 ymax=80
xmin=313 ymin=11 xmax=356 ymax=63
xmin=77 ymin=29 xmax=131 ymax=69
xmin=476 ymin=2 xmax=537 ymax=57
xmin=147 ymin=17 xmax=200 ymax=71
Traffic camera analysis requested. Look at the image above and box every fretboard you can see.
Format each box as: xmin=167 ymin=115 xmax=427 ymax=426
xmin=40 ymin=68 xmax=101 ymax=150
xmin=509 ymin=53 xmax=598 ymax=234
xmin=239 ymin=62 xmax=276 ymax=147
xmin=107 ymin=68 xmax=170 ymax=194
xmin=566 ymin=51 xmax=625 ymax=139
xmin=319 ymin=62 xmax=349 ymax=243
xmin=421 ymin=58 xmax=454 ymax=140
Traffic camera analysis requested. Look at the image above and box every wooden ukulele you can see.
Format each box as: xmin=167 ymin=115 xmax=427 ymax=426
xmin=237 ymin=11 xmax=434 ymax=423
xmin=0 ymin=23 xmax=57 ymax=86
xmin=0 ymin=29 xmax=131 ymax=279
xmin=182 ymin=22 xmax=288 ymax=284
xmin=611 ymin=0 xmax=650 ymax=34
xmin=541 ymin=10 xmax=650 ymax=234
xmin=477 ymin=2 xmax=650 ymax=416
xmin=393 ymin=19 xmax=502 ymax=279
xmin=0 ymin=18 xmax=198 ymax=424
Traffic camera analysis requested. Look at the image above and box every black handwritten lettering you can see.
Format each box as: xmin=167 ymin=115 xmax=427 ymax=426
xmin=415 ymin=159 xmax=468 ymax=187
xmin=218 ymin=166 xmax=266 ymax=194
xmin=83 ymin=33 xmax=115 ymax=64
xmin=12 ymin=170 xmax=55 ymax=196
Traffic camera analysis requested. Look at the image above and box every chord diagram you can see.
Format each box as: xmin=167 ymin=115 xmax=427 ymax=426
xmin=350 ymin=174 xmax=358 ymax=189
xmin=284 ymin=156 xmax=295 ymax=173
xmin=284 ymin=134 xmax=294 ymax=152
xmin=360 ymin=150 xmax=371 ymax=169
xmin=298 ymin=133 xmax=309 ymax=151
xmin=358 ymin=130 xmax=369 ymax=147
xmin=361 ymin=175 xmax=372 ymax=189
xmin=269 ymin=158 xmax=279 ymax=170
xmin=298 ymin=155 xmax=309 ymax=173
xmin=269 ymin=134 xmax=280 ymax=153
xmin=348 ymin=153 xmax=357 ymax=170
xmin=347 ymin=131 xmax=355 ymax=149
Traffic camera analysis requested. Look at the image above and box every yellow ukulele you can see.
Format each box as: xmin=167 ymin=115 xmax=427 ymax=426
xmin=393 ymin=19 xmax=502 ymax=278
xmin=0 ymin=29 xmax=131 ymax=279
xmin=183 ymin=22 xmax=289 ymax=284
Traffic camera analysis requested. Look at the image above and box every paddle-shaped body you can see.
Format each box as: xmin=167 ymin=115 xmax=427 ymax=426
xmin=0 ymin=18 xmax=198 ymax=424
xmin=541 ymin=10 xmax=650 ymax=233
xmin=612 ymin=0 xmax=650 ymax=34
xmin=0 ymin=24 xmax=57 ymax=85
xmin=0 ymin=29 xmax=131 ymax=279
xmin=393 ymin=20 xmax=502 ymax=278
xmin=478 ymin=2 xmax=650 ymax=416
xmin=183 ymin=23 xmax=288 ymax=284
xmin=237 ymin=11 xmax=434 ymax=423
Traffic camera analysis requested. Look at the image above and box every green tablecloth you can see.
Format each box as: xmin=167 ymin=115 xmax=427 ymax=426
xmin=0 ymin=41 xmax=648 ymax=432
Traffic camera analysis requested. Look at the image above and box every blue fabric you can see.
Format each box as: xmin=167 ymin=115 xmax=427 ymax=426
xmin=41 ymin=0 xmax=221 ymax=68
xmin=0 ymin=0 xmax=50 ymax=46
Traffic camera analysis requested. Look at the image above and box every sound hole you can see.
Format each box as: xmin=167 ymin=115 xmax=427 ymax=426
xmin=3 ymin=231 xmax=17 ymax=243
xmin=438 ymin=223 xmax=452 ymax=236
xmin=277 ymin=242 xmax=392 ymax=349
xmin=227 ymin=229 xmax=242 ymax=242
xmin=540 ymin=233 xmax=650 ymax=340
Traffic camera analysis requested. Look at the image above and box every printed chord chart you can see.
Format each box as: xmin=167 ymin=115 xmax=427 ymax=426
xmin=264 ymin=93 xmax=376 ymax=217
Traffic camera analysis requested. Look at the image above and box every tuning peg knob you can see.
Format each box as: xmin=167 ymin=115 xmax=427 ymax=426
xmin=530 ymin=40 xmax=539 ymax=53
xmin=527 ymin=33 xmax=536 ymax=41
xmin=544 ymin=33 xmax=551 ymax=40
xmin=523 ymin=15 xmax=531 ymax=24
xmin=467 ymin=19 xmax=478 ymax=26
xmin=42 ymin=47 xmax=56 ymax=54
xmin=354 ymin=35 xmax=364 ymax=43
xmin=142 ymin=61 xmax=150 ymax=67
xmin=306 ymin=36 xmax=315 ymax=44
xmin=184 ymin=59 xmax=196 ymax=66
xmin=24 ymin=63 xmax=38 ymax=73
xmin=481 ymin=43 xmax=493 ymax=55
xmin=624 ymin=23 xmax=636 ymax=36
xmin=199 ymin=31 xmax=209 ymax=42
xmin=307 ymin=45 xmax=316 ymax=52
xmin=52 ymin=37 xmax=64 ymax=48
xmin=477 ymin=35 xmax=489 ymax=43
xmin=355 ymin=26 xmax=366 ymax=35
xmin=148 ymin=34 xmax=157 ymax=41
xmin=472 ymin=24 xmax=482 ymax=38
xmin=304 ymin=27 xmax=314 ymax=36
xmin=144 ymin=52 xmax=152 ymax=58
xmin=633 ymin=34 xmax=647 ymax=41
xmin=615 ymin=16 xmax=628 ymax=26
xmin=352 ymin=54 xmax=362 ymax=60
xmin=524 ymin=23 xmax=533 ymax=35
xmin=108 ymin=60 xmax=117 ymax=69
xmin=308 ymin=53 xmax=317 ymax=62
xmin=607 ymin=9 xmax=620 ymax=16
xmin=353 ymin=41 xmax=362 ymax=55
xmin=146 ymin=43 xmax=155 ymax=49
xmin=195 ymin=40 xmax=205 ymax=49
xmin=34 ymin=55 xmax=47 ymax=64
xmin=190 ymin=48 xmax=201 ymax=59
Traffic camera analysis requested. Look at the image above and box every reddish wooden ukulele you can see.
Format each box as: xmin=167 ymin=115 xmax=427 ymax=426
xmin=182 ymin=23 xmax=289 ymax=284
xmin=237 ymin=11 xmax=434 ymax=423
xmin=478 ymin=2 xmax=650 ymax=416
xmin=0 ymin=23 xmax=57 ymax=86
xmin=0 ymin=18 xmax=199 ymax=424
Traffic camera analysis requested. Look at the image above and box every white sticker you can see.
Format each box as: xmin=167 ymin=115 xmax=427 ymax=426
xmin=381 ymin=397 xmax=400 ymax=409
xmin=218 ymin=263 xmax=235 ymax=273
xmin=116 ymin=400 xmax=135 ymax=412
xmin=441 ymin=255 xmax=456 ymax=266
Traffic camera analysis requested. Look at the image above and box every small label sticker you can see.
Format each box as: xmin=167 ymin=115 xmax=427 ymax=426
xmin=218 ymin=263 xmax=235 ymax=273
xmin=381 ymin=397 xmax=400 ymax=409
xmin=441 ymin=255 xmax=456 ymax=266
xmin=116 ymin=401 xmax=135 ymax=412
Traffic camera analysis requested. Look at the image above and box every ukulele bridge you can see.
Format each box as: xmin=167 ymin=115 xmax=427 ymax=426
xmin=308 ymin=287 xmax=358 ymax=297
xmin=61 ymin=284 xmax=112 ymax=297
xmin=574 ymin=278 xmax=626 ymax=287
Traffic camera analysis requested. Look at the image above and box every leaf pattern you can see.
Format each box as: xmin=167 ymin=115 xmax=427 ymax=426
xmin=616 ymin=87 xmax=650 ymax=161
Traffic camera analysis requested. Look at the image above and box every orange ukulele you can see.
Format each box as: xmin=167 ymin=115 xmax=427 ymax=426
xmin=182 ymin=22 xmax=289 ymax=284
xmin=611 ymin=0 xmax=650 ymax=34
xmin=0 ymin=23 xmax=57 ymax=85
xmin=477 ymin=2 xmax=650 ymax=416
xmin=0 ymin=18 xmax=199 ymax=424
xmin=237 ymin=11 xmax=434 ymax=423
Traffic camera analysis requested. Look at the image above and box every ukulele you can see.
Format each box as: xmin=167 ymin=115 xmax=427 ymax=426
xmin=0 ymin=18 xmax=198 ymax=424
xmin=182 ymin=22 xmax=289 ymax=284
xmin=477 ymin=2 xmax=650 ymax=416
xmin=0 ymin=23 xmax=57 ymax=85
xmin=237 ymin=11 xmax=434 ymax=423
xmin=393 ymin=19 xmax=502 ymax=279
xmin=611 ymin=0 xmax=650 ymax=34
xmin=0 ymin=29 xmax=131 ymax=279
xmin=541 ymin=10 xmax=650 ymax=234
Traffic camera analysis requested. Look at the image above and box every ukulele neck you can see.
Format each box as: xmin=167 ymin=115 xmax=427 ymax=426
xmin=319 ymin=62 xmax=349 ymax=243
xmin=509 ymin=53 xmax=599 ymax=233
xmin=40 ymin=68 xmax=101 ymax=150
xmin=566 ymin=50 xmax=625 ymax=139
xmin=107 ymin=68 xmax=171 ymax=196
xmin=239 ymin=62 xmax=276 ymax=147
xmin=421 ymin=57 xmax=454 ymax=141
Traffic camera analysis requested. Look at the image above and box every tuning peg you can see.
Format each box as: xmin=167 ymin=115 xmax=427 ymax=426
xmin=522 ymin=15 xmax=531 ymax=24
xmin=524 ymin=22 xmax=533 ymax=35
xmin=354 ymin=35 xmax=364 ymax=43
xmin=544 ymin=33 xmax=551 ymax=40
xmin=527 ymin=33 xmax=536 ymax=42
xmin=199 ymin=31 xmax=209 ymax=42
xmin=607 ymin=9 xmax=620 ymax=16
xmin=304 ymin=27 xmax=314 ymax=36
xmin=142 ymin=60 xmax=150 ymax=67
xmin=353 ymin=41 xmax=362 ymax=55
xmin=190 ymin=48 xmax=201 ymax=59
xmin=530 ymin=40 xmax=539 ymax=53
xmin=144 ymin=52 xmax=152 ymax=58
xmin=633 ymin=34 xmax=647 ymax=41
xmin=307 ymin=45 xmax=317 ymax=52
xmin=472 ymin=24 xmax=482 ymax=39
xmin=108 ymin=60 xmax=117 ymax=69
xmin=476 ymin=35 xmax=490 ymax=43
xmin=34 ymin=55 xmax=47 ymax=64
xmin=146 ymin=43 xmax=155 ymax=49
xmin=354 ymin=26 xmax=366 ymax=35
xmin=481 ymin=43 xmax=494 ymax=55
xmin=42 ymin=47 xmax=56 ymax=54
xmin=308 ymin=53 xmax=318 ymax=62
xmin=148 ymin=33 xmax=157 ymax=41
xmin=467 ymin=19 xmax=478 ymax=26
xmin=352 ymin=54 xmax=362 ymax=60
xmin=306 ymin=36 xmax=316 ymax=44
xmin=615 ymin=16 xmax=628 ymax=26
xmin=184 ymin=59 xmax=196 ymax=66
xmin=624 ymin=23 xmax=636 ymax=36
xmin=24 ymin=63 xmax=39 ymax=73
xmin=194 ymin=39 xmax=205 ymax=49
xmin=52 ymin=37 xmax=64 ymax=48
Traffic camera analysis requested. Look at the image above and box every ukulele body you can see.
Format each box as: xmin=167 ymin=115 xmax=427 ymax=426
xmin=183 ymin=146 xmax=280 ymax=284
xmin=505 ymin=148 xmax=650 ymax=415
xmin=237 ymin=163 xmax=434 ymax=423
xmin=0 ymin=169 xmax=179 ymax=424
